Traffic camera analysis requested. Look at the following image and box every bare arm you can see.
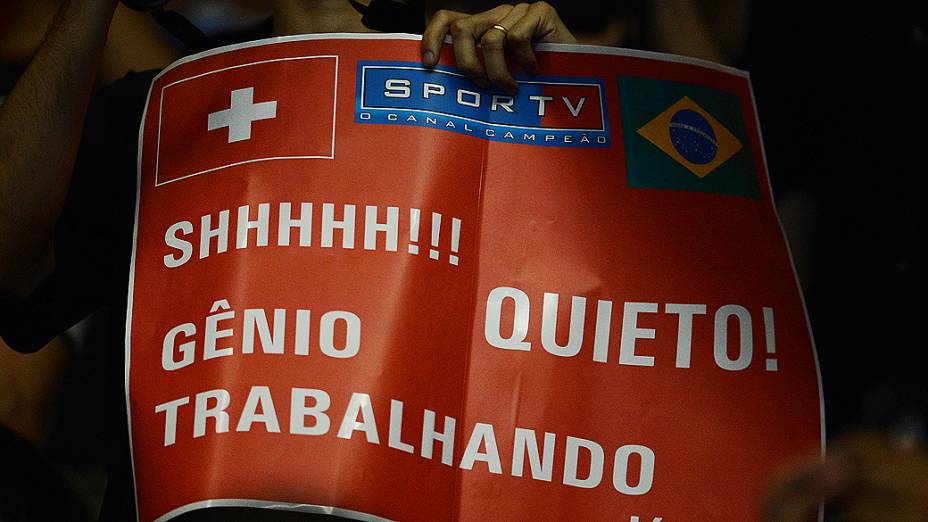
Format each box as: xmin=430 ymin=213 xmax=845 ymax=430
xmin=0 ymin=0 xmax=118 ymax=298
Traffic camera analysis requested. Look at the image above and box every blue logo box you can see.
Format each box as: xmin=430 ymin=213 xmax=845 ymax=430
xmin=355 ymin=61 xmax=610 ymax=147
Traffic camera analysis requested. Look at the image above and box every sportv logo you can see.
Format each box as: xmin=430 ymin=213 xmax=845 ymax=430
xmin=355 ymin=61 xmax=609 ymax=147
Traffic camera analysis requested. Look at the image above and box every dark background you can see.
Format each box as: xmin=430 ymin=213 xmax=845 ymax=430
xmin=1 ymin=0 xmax=926 ymax=518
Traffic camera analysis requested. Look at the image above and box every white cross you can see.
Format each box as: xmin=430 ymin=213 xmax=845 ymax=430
xmin=207 ymin=87 xmax=278 ymax=143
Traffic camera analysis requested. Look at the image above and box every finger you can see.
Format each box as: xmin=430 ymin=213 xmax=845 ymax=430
xmin=526 ymin=1 xmax=577 ymax=44
xmin=505 ymin=0 xmax=577 ymax=75
xmin=448 ymin=15 xmax=489 ymax=88
xmin=450 ymin=4 xmax=515 ymax=89
xmin=479 ymin=27 xmax=513 ymax=93
xmin=421 ymin=9 xmax=466 ymax=67
xmin=504 ymin=3 xmax=550 ymax=74
xmin=481 ymin=3 xmax=530 ymax=92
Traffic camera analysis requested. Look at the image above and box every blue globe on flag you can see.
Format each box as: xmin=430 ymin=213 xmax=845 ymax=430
xmin=668 ymin=109 xmax=718 ymax=165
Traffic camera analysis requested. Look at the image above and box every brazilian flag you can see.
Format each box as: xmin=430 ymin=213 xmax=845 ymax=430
xmin=619 ymin=75 xmax=760 ymax=198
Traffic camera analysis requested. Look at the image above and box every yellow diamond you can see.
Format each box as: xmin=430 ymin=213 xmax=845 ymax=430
xmin=636 ymin=96 xmax=743 ymax=179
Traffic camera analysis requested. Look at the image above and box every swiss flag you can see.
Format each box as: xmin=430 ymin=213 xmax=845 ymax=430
xmin=155 ymin=55 xmax=337 ymax=186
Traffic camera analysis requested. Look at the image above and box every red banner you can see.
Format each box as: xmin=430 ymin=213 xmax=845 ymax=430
xmin=127 ymin=34 xmax=823 ymax=521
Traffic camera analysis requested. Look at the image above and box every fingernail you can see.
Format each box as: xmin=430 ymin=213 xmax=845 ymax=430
xmin=423 ymin=50 xmax=435 ymax=65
